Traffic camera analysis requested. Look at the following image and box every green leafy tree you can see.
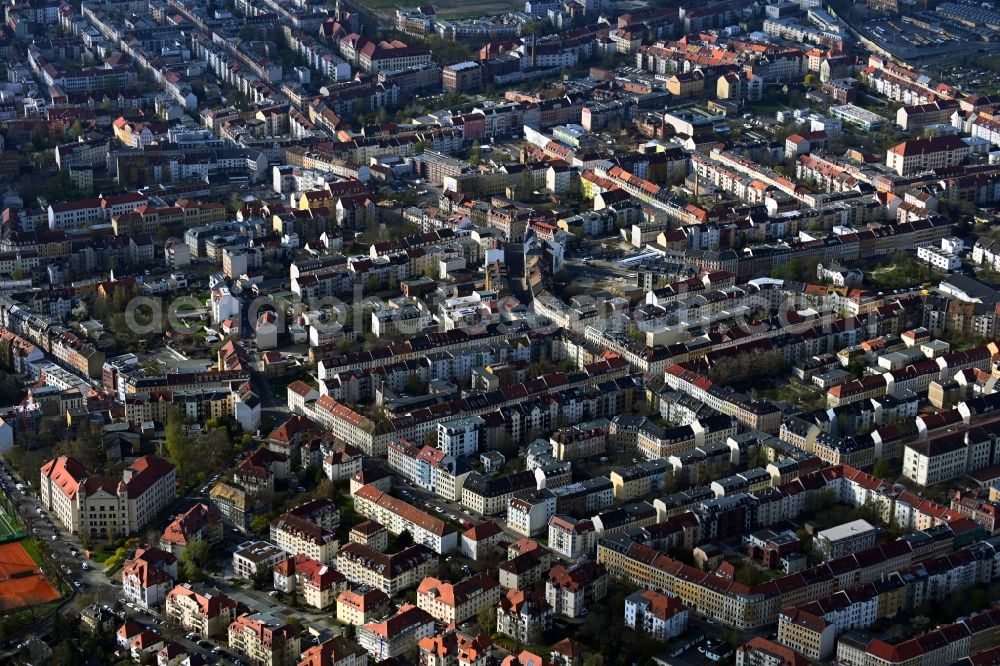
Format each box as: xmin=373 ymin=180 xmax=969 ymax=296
xmin=200 ymin=426 xmax=235 ymax=469
xmin=708 ymin=349 xmax=788 ymax=389
xmin=250 ymin=565 xmax=272 ymax=590
xmin=250 ymin=514 xmax=271 ymax=535
xmin=180 ymin=540 xmax=210 ymax=582
xmin=391 ymin=530 xmax=413 ymax=551
xmin=476 ymin=604 xmax=496 ymax=635
xmin=746 ymin=446 xmax=769 ymax=469
xmin=57 ymin=419 xmax=105 ymax=470
xmin=0 ymin=338 xmax=13 ymax=371
xmin=872 ymin=458 xmax=891 ymax=480
xmin=770 ymin=256 xmax=820 ymax=281
xmin=312 ymin=478 xmax=337 ymax=501
xmin=165 ymin=408 xmax=196 ymax=483
xmin=405 ymin=373 xmax=422 ymax=395
xmin=103 ymin=546 xmax=129 ymax=570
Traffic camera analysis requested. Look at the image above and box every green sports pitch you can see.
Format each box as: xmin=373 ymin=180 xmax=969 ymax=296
xmin=0 ymin=495 xmax=23 ymax=541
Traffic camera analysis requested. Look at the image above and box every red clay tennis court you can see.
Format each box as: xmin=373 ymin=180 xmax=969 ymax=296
xmin=0 ymin=542 xmax=59 ymax=608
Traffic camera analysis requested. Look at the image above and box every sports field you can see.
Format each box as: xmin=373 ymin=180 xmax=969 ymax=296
xmin=0 ymin=506 xmax=20 ymax=541
xmin=0 ymin=495 xmax=24 ymax=543
xmin=0 ymin=542 xmax=59 ymax=608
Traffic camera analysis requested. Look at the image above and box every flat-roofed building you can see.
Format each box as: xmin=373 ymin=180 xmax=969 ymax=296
xmin=813 ymin=519 xmax=878 ymax=559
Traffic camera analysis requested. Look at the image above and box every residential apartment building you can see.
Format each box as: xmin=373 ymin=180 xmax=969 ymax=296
xmin=664 ymin=365 xmax=782 ymax=433
xmin=272 ymin=554 xmax=348 ymax=610
xmin=777 ymin=608 xmax=836 ymax=661
xmin=460 ymin=522 xmax=506 ymax=561
xmin=547 ymin=515 xmax=598 ymax=558
xmin=350 ymin=521 xmax=390 ymax=552
xmin=461 ymin=471 xmax=537 ymax=516
xmin=299 ymin=637 xmax=370 ymax=666
xmin=438 ymin=416 xmax=483 ymax=457
xmin=544 ymin=562 xmax=608 ymax=618
xmin=418 ymin=630 xmax=492 ymax=666
xmin=210 ymin=482 xmax=252 ymax=533
xmin=496 ymin=588 xmax=553 ymax=643
xmin=499 ymin=542 xmax=555 ymax=591
xmin=159 ymin=503 xmax=224 ymax=557
xmin=834 ymin=608 xmax=1000 ymax=666
xmin=813 ymin=520 xmax=878 ymax=560
xmin=550 ymin=423 xmax=608 ymax=461
xmin=165 ymin=584 xmax=240 ymax=639
xmin=386 ymin=439 xmax=470 ymax=503
xmin=950 ymin=492 xmax=1000 ymax=535
xmin=232 ymin=541 xmax=287 ymax=581
xmin=507 ymin=491 xmax=557 ymax=537
xmin=353 ymin=484 xmax=458 ymax=554
xmin=228 ymin=613 xmax=302 ymax=666
xmin=336 ymin=543 xmax=436 ymax=595
xmin=903 ymin=428 xmax=1000 ymax=487
xmin=610 ymin=461 xmax=672 ymax=502
xmin=736 ymin=637 xmax=811 ymax=666
xmin=416 ymin=573 xmax=502 ymax=625
xmin=624 ymin=589 xmax=689 ymax=641
xmin=122 ymin=547 xmax=177 ymax=609
xmin=357 ymin=604 xmax=435 ymax=661
xmin=596 ymin=534 xmax=915 ymax=631
xmin=270 ymin=513 xmax=340 ymax=563
xmin=337 ymin=588 xmax=391 ymax=626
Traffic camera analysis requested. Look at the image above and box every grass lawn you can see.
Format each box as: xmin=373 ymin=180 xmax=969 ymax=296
xmin=746 ymin=99 xmax=787 ymax=114
xmin=866 ymin=254 xmax=942 ymax=291
xmin=20 ymin=539 xmax=43 ymax=565
xmin=88 ymin=542 xmax=124 ymax=563
xmin=493 ymin=636 xmax=550 ymax=658
xmin=977 ymin=56 xmax=1000 ymax=73
xmin=758 ymin=386 xmax=799 ymax=403
xmin=758 ymin=383 xmax=826 ymax=411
